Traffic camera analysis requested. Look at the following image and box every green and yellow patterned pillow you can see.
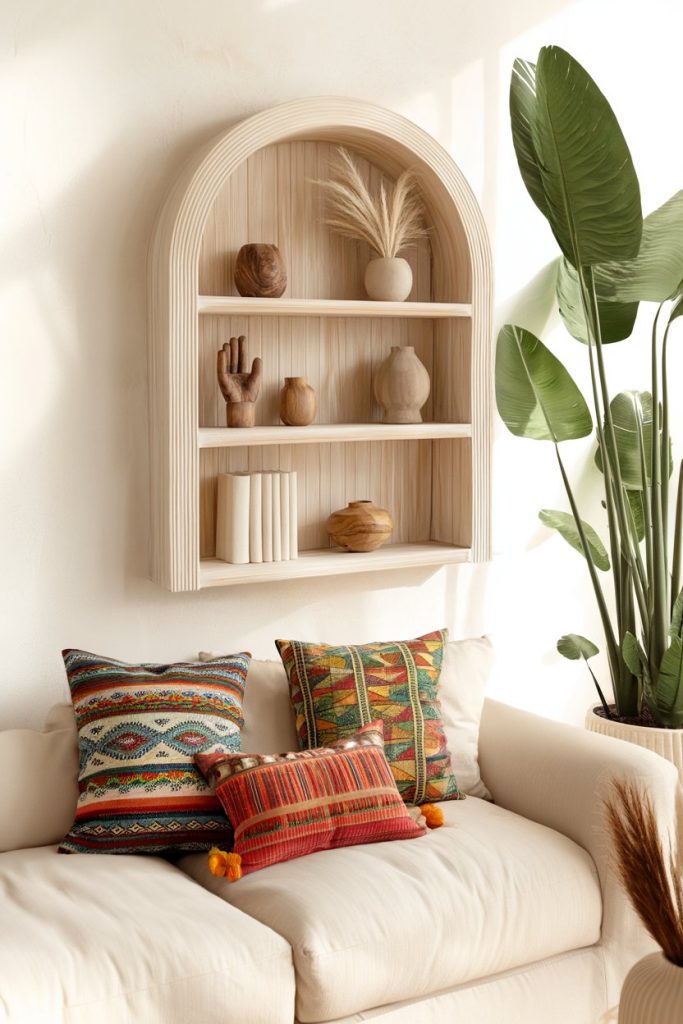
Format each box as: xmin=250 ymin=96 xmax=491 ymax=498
xmin=275 ymin=629 xmax=461 ymax=805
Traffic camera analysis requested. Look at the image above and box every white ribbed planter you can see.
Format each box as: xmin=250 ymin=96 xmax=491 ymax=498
xmin=619 ymin=952 xmax=683 ymax=1022
xmin=585 ymin=706 xmax=683 ymax=777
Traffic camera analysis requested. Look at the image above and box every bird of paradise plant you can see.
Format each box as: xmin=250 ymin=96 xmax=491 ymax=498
xmin=495 ymin=46 xmax=683 ymax=726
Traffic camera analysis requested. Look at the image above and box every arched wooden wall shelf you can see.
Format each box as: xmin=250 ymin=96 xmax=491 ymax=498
xmin=148 ymin=97 xmax=492 ymax=591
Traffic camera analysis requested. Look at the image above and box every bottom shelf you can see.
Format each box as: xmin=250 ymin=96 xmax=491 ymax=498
xmin=199 ymin=542 xmax=471 ymax=588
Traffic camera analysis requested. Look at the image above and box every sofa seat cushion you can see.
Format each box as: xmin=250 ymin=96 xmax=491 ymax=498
xmin=180 ymin=797 xmax=602 ymax=1023
xmin=0 ymin=846 xmax=294 ymax=1024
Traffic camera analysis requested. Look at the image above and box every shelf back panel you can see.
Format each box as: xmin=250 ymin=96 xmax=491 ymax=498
xmin=198 ymin=140 xmax=434 ymax=301
xmin=200 ymin=314 xmax=436 ymax=428
xmin=200 ymin=439 xmax=436 ymax=557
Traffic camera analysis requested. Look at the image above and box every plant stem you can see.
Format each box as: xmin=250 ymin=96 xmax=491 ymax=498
xmin=554 ymin=442 xmax=621 ymax=685
xmin=635 ymin=399 xmax=654 ymax=609
xmin=662 ymin=316 xmax=672 ymax=549
xmin=580 ymin=275 xmax=627 ymax=670
xmin=587 ymin=339 xmax=623 ymax=631
xmin=584 ymin=656 xmax=613 ymax=719
xmin=585 ymin=270 xmax=648 ymax=603
xmin=672 ymin=461 xmax=683 ymax=614
xmin=650 ymin=304 xmax=668 ymax=670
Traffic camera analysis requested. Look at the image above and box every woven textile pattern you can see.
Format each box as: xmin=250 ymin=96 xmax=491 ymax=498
xmin=276 ymin=630 xmax=460 ymax=805
xmin=60 ymin=649 xmax=250 ymax=854
xmin=196 ymin=722 xmax=425 ymax=875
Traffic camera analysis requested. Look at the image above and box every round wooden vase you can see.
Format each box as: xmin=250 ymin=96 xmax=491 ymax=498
xmin=374 ymin=345 xmax=430 ymax=423
xmin=326 ymin=500 xmax=393 ymax=552
xmin=279 ymin=377 xmax=317 ymax=426
xmin=619 ymin=953 xmax=683 ymax=1022
xmin=364 ymin=257 xmax=413 ymax=301
xmin=234 ymin=243 xmax=287 ymax=298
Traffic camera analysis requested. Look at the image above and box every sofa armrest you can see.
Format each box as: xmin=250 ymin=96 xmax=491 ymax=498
xmin=478 ymin=698 xmax=681 ymax=1001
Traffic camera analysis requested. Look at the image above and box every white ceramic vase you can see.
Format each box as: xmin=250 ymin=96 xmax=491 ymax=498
xmin=619 ymin=952 xmax=683 ymax=1022
xmin=373 ymin=346 xmax=430 ymax=424
xmin=585 ymin=706 xmax=683 ymax=778
xmin=364 ymin=257 xmax=413 ymax=301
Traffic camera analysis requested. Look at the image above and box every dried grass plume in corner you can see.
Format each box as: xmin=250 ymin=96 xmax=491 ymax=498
xmin=606 ymin=779 xmax=683 ymax=966
xmin=316 ymin=147 xmax=428 ymax=258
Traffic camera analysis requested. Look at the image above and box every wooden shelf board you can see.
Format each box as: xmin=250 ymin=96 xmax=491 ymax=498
xmin=198 ymin=422 xmax=472 ymax=449
xmin=197 ymin=296 xmax=472 ymax=319
xmin=199 ymin=542 xmax=471 ymax=588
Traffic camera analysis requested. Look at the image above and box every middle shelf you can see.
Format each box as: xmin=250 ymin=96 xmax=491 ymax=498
xmin=198 ymin=422 xmax=472 ymax=448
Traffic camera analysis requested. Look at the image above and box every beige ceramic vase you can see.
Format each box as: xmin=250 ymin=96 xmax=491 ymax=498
xmin=279 ymin=377 xmax=317 ymax=426
xmin=618 ymin=952 xmax=683 ymax=1022
xmin=374 ymin=346 xmax=431 ymax=423
xmin=364 ymin=257 xmax=413 ymax=301
xmin=326 ymin=500 xmax=393 ymax=552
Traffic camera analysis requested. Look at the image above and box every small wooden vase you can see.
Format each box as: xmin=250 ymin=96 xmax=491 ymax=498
xmin=374 ymin=345 xmax=430 ymax=423
xmin=279 ymin=377 xmax=317 ymax=426
xmin=234 ymin=243 xmax=287 ymax=298
xmin=326 ymin=500 xmax=393 ymax=553
xmin=619 ymin=952 xmax=683 ymax=1022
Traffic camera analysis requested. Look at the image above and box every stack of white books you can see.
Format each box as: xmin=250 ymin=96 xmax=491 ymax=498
xmin=216 ymin=471 xmax=298 ymax=565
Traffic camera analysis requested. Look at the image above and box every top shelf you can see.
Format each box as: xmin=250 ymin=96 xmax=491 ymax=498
xmin=197 ymin=296 xmax=473 ymax=319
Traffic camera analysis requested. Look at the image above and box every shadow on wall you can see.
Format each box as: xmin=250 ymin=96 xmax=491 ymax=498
xmin=0 ymin=0 xmax=580 ymax=726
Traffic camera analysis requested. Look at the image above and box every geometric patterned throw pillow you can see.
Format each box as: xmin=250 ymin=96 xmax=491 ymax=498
xmin=59 ymin=649 xmax=250 ymax=855
xmin=196 ymin=721 xmax=425 ymax=878
xmin=275 ymin=629 xmax=461 ymax=805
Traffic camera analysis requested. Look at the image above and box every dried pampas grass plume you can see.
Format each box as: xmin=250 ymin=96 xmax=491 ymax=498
xmin=316 ymin=148 xmax=428 ymax=259
xmin=606 ymin=779 xmax=683 ymax=966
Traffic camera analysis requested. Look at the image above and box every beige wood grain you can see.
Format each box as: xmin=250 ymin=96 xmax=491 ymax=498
xmin=198 ymin=422 xmax=472 ymax=447
xmin=196 ymin=296 xmax=472 ymax=317
xmin=149 ymin=98 xmax=492 ymax=590
xmin=199 ymin=542 xmax=471 ymax=588
xmin=199 ymin=439 xmax=436 ymax=558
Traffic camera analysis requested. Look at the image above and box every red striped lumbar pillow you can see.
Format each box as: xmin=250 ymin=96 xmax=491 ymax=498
xmin=195 ymin=721 xmax=425 ymax=877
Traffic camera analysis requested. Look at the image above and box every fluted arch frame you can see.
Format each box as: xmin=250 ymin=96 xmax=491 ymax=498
xmin=149 ymin=97 xmax=492 ymax=591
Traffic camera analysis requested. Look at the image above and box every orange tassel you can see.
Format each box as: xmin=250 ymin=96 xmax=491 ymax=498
xmin=225 ymin=853 xmax=243 ymax=882
xmin=208 ymin=846 xmax=243 ymax=881
xmin=419 ymin=803 xmax=444 ymax=829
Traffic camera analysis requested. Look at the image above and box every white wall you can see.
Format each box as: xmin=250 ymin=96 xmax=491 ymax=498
xmin=1 ymin=0 xmax=682 ymax=727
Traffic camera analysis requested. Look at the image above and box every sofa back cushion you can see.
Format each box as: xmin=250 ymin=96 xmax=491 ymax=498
xmin=0 ymin=704 xmax=78 ymax=852
xmin=1 ymin=640 xmax=492 ymax=852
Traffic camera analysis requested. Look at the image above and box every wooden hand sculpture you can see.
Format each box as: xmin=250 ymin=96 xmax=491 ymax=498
xmin=217 ymin=335 xmax=262 ymax=427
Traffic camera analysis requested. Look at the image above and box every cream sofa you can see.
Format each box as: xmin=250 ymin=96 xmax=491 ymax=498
xmin=0 ymin=658 xmax=679 ymax=1024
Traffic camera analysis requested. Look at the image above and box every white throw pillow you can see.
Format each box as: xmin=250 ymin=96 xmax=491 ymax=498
xmin=438 ymin=636 xmax=494 ymax=800
xmin=0 ymin=704 xmax=78 ymax=852
xmin=199 ymin=653 xmax=298 ymax=753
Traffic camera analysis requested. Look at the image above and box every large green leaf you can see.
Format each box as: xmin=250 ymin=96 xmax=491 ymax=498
xmin=595 ymin=191 xmax=683 ymax=302
xmin=556 ymin=257 xmax=639 ymax=344
xmin=652 ymin=637 xmax=683 ymax=727
xmin=496 ymin=324 xmax=593 ymax=441
xmin=622 ymin=631 xmax=644 ymax=678
xmin=600 ymin=490 xmax=645 ymax=542
xmin=510 ymin=59 xmax=549 ymax=221
xmin=557 ymin=634 xmax=599 ymax=660
xmin=595 ymin=391 xmax=672 ymax=488
xmin=539 ymin=509 xmax=610 ymax=570
xmin=625 ymin=490 xmax=646 ymax=543
xmin=670 ymin=588 xmax=683 ymax=641
xmin=670 ymin=293 xmax=683 ymax=322
xmin=530 ymin=46 xmax=642 ymax=266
